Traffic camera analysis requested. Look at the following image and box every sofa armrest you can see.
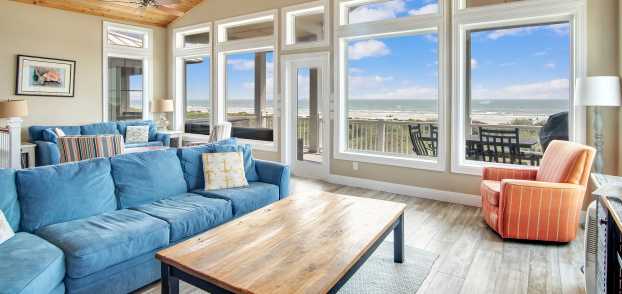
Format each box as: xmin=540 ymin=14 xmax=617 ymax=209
xmin=255 ymin=160 xmax=290 ymax=199
xmin=498 ymin=179 xmax=585 ymax=241
xmin=155 ymin=132 xmax=171 ymax=147
xmin=34 ymin=140 xmax=60 ymax=166
xmin=482 ymin=166 xmax=539 ymax=181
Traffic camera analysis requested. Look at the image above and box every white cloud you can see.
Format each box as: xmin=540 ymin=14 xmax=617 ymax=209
xmin=486 ymin=23 xmax=569 ymax=40
xmin=349 ymin=75 xmax=394 ymax=90
xmin=352 ymin=84 xmax=437 ymax=100
xmin=348 ymin=0 xmax=406 ymax=24
xmin=348 ymin=40 xmax=391 ymax=60
xmin=227 ymin=59 xmax=254 ymax=71
xmin=408 ymin=3 xmax=438 ymax=15
xmin=473 ymin=78 xmax=570 ymax=100
xmin=471 ymin=58 xmax=479 ymax=69
xmin=544 ymin=63 xmax=556 ymax=69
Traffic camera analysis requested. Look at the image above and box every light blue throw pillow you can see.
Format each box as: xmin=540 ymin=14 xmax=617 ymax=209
xmin=41 ymin=129 xmax=58 ymax=143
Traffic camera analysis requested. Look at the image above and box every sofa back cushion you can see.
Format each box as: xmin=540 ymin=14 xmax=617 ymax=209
xmin=0 ymin=169 xmax=20 ymax=232
xmin=116 ymin=120 xmax=157 ymax=142
xmin=80 ymin=122 xmax=119 ymax=136
xmin=536 ymin=140 xmax=596 ymax=185
xmin=16 ymin=158 xmax=117 ymax=232
xmin=110 ymin=149 xmax=188 ymax=209
xmin=29 ymin=125 xmax=81 ymax=142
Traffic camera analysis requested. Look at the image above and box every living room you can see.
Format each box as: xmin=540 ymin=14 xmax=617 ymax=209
xmin=0 ymin=0 xmax=620 ymax=293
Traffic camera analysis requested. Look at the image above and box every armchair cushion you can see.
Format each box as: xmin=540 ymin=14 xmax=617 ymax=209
xmin=536 ymin=140 xmax=596 ymax=185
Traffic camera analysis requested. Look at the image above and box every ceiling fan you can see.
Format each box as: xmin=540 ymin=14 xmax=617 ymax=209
xmin=103 ymin=0 xmax=184 ymax=16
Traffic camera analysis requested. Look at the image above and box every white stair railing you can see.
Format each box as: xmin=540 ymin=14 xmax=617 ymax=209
xmin=0 ymin=118 xmax=23 ymax=169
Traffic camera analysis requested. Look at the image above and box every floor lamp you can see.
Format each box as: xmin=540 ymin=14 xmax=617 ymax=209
xmin=575 ymin=76 xmax=621 ymax=173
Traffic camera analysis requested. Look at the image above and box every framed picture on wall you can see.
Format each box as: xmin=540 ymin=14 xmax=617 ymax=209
xmin=15 ymin=55 xmax=76 ymax=97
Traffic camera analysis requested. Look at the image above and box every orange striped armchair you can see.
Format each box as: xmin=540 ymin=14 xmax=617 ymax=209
xmin=481 ymin=140 xmax=596 ymax=242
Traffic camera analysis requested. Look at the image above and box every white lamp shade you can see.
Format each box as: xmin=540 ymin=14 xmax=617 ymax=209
xmin=152 ymin=99 xmax=174 ymax=113
xmin=575 ymin=76 xmax=622 ymax=106
xmin=0 ymin=100 xmax=28 ymax=118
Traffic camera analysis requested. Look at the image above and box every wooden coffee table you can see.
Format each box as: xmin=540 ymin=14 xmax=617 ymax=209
xmin=156 ymin=192 xmax=406 ymax=294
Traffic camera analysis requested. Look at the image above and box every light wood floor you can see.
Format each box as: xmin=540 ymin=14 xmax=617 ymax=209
xmin=138 ymin=177 xmax=586 ymax=294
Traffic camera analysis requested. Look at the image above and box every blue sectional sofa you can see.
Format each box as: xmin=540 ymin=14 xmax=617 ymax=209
xmin=0 ymin=140 xmax=290 ymax=294
xmin=28 ymin=120 xmax=172 ymax=166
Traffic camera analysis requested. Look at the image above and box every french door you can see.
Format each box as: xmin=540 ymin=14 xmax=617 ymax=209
xmin=281 ymin=53 xmax=330 ymax=179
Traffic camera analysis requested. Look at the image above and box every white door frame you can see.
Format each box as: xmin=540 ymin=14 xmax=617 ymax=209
xmin=281 ymin=52 xmax=331 ymax=179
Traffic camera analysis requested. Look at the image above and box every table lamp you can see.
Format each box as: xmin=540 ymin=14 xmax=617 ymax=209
xmin=152 ymin=99 xmax=174 ymax=131
xmin=0 ymin=100 xmax=28 ymax=169
xmin=575 ymin=76 xmax=621 ymax=173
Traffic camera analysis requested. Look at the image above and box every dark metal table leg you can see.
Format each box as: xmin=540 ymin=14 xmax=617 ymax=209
xmin=394 ymin=213 xmax=404 ymax=263
xmin=161 ymin=263 xmax=179 ymax=294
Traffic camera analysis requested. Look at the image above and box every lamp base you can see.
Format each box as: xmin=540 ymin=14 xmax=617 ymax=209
xmin=157 ymin=113 xmax=170 ymax=131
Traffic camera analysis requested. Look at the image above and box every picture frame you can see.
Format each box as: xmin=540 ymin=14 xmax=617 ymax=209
xmin=15 ymin=55 xmax=76 ymax=97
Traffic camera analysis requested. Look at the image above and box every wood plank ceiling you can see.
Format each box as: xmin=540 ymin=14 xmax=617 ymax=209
xmin=11 ymin=0 xmax=203 ymax=27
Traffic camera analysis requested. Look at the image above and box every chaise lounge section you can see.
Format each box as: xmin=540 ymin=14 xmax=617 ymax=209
xmin=0 ymin=140 xmax=290 ymax=294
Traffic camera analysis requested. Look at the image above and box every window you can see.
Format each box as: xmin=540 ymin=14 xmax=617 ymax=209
xmin=335 ymin=0 xmax=445 ymax=170
xmin=107 ymin=28 xmax=146 ymax=48
xmin=217 ymin=12 xmax=276 ymax=43
xmin=216 ymin=11 xmax=278 ymax=150
xmin=282 ymin=1 xmax=330 ymax=49
xmin=184 ymin=56 xmax=211 ymax=135
xmin=107 ymin=57 xmax=144 ymax=121
xmin=225 ymin=51 xmax=275 ymax=141
xmin=451 ymin=0 xmax=585 ymax=175
xmin=173 ymin=23 xmax=212 ymax=135
xmin=103 ymin=22 xmax=153 ymax=122
xmin=463 ymin=0 xmax=532 ymax=9
xmin=340 ymin=0 xmax=439 ymax=25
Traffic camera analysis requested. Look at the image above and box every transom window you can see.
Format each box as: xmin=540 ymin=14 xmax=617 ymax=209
xmin=282 ymin=1 xmax=330 ymax=49
xmin=341 ymin=0 xmax=439 ymax=25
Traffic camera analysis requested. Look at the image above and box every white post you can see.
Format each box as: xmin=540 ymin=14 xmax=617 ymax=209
xmin=6 ymin=117 xmax=22 ymax=169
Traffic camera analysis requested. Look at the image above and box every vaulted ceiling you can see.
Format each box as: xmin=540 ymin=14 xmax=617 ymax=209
xmin=11 ymin=0 xmax=203 ymax=27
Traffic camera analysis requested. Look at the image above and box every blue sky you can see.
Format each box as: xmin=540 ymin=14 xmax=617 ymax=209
xmin=185 ymin=57 xmax=210 ymax=105
xmin=226 ymin=52 xmax=274 ymax=101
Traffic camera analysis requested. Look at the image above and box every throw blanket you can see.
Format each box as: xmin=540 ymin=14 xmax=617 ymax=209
xmin=58 ymin=135 xmax=125 ymax=163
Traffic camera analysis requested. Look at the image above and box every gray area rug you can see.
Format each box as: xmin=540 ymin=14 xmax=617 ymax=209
xmin=337 ymin=242 xmax=438 ymax=294
xmin=140 ymin=242 xmax=437 ymax=294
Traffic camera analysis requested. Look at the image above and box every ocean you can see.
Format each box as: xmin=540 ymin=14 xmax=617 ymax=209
xmin=188 ymin=99 xmax=568 ymax=116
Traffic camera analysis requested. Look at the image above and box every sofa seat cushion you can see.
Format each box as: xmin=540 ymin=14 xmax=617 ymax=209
xmin=0 ymin=232 xmax=65 ymax=294
xmin=192 ymin=182 xmax=279 ymax=217
xmin=481 ymin=180 xmax=501 ymax=206
xmin=36 ymin=209 xmax=169 ymax=279
xmin=125 ymin=141 xmax=164 ymax=148
xmin=131 ymin=193 xmax=233 ymax=242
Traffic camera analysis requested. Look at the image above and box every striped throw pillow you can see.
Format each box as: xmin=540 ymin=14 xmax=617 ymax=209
xmin=58 ymin=135 xmax=125 ymax=163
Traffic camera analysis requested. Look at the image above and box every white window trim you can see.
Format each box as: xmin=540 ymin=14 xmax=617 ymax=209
xmin=215 ymin=10 xmax=279 ymax=152
xmin=172 ymin=23 xmax=213 ymax=134
xmin=102 ymin=21 xmax=154 ymax=122
xmin=281 ymin=0 xmax=331 ymax=51
xmin=333 ymin=0 xmax=448 ymax=171
xmin=453 ymin=0 xmax=581 ymax=13
xmin=450 ymin=0 xmax=587 ymax=176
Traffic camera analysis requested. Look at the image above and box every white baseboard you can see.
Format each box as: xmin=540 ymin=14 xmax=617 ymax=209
xmin=327 ymin=174 xmax=482 ymax=207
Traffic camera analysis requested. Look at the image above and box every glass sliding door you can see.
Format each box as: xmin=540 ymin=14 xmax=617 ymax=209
xmin=107 ymin=57 xmax=144 ymax=121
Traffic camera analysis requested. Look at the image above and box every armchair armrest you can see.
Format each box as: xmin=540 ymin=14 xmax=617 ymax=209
xmin=497 ymin=179 xmax=586 ymax=242
xmin=482 ymin=166 xmax=539 ymax=181
xmin=155 ymin=132 xmax=171 ymax=147
xmin=33 ymin=140 xmax=60 ymax=166
xmin=255 ymin=160 xmax=290 ymax=199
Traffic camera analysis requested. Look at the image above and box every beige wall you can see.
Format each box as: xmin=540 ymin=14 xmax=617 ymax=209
xmin=172 ymin=0 xmax=618 ymax=196
xmin=0 ymin=1 xmax=168 ymax=140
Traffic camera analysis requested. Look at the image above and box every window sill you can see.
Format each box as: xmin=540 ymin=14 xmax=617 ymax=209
xmin=451 ymin=159 xmax=540 ymax=177
xmin=334 ymin=150 xmax=445 ymax=171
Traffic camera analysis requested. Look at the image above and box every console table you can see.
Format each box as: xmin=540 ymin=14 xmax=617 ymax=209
xmin=592 ymin=173 xmax=622 ymax=294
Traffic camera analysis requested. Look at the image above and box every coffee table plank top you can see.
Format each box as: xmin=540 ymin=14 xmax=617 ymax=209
xmin=156 ymin=192 xmax=406 ymax=294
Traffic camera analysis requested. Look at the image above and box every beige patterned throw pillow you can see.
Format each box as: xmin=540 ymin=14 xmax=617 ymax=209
xmin=0 ymin=211 xmax=14 ymax=245
xmin=125 ymin=125 xmax=149 ymax=144
xmin=202 ymin=152 xmax=248 ymax=190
